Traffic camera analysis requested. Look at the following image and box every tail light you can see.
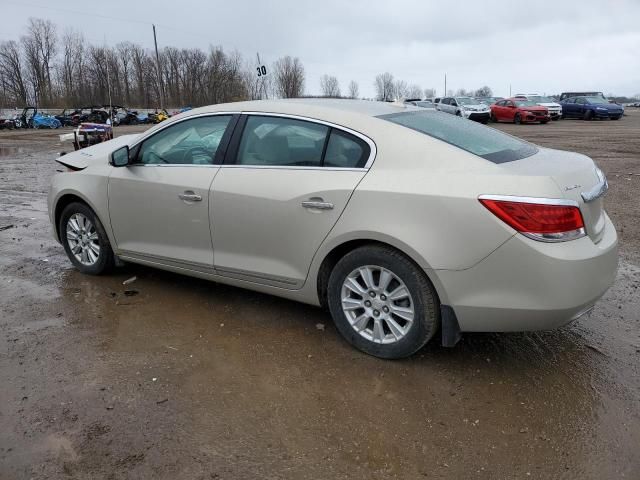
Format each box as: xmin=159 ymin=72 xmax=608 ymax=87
xmin=479 ymin=195 xmax=585 ymax=242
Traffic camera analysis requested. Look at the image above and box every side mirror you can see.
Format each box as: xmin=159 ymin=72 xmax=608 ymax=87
xmin=111 ymin=145 xmax=130 ymax=167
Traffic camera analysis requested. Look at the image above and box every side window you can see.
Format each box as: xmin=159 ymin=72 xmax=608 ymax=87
xmin=136 ymin=115 xmax=232 ymax=165
xmin=324 ymin=130 xmax=370 ymax=169
xmin=441 ymin=98 xmax=450 ymax=105
xmin=576 ymin=97 xmax=586 ymax=104
xmin=236 ymin=116 xmax=328 ymax=167
xmin=451 ymin=99 xmax=458 ymax=106
xmin=496 ymin=100 xmax=505 ymax=106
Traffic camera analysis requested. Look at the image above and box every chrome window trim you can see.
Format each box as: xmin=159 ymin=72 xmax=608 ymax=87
xmin=127 ymin=110 xmax=377 ymax=171
xmin=218 ymin=165 xmax=367 ymax=172
xmin=238 ymin=111 xmax=377 ymax=170
xmin=478 ymin=194 xmax=579 ymax=208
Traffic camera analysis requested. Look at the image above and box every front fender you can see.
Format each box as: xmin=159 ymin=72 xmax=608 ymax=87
xmin=49 ymin=171 xmax=114 ymax=247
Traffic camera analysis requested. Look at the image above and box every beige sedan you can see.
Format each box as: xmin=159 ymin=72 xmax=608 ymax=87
xmin=48 ymin=99 xmax=618 ymax=359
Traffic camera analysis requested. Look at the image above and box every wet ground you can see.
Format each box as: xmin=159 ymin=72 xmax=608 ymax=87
xmin=1 ymin=113 xmax=639 ymax=479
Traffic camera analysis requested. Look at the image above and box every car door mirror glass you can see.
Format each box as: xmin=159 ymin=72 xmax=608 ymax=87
xmin=111 ymin=146 xmax=130 ymax=167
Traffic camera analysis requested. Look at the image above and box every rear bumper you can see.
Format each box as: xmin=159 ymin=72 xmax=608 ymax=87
xmin=435 ymin=213 xmax=618 ymax=332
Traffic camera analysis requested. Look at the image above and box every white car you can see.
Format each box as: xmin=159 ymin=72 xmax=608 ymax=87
xmin=48 ymin=99 xmax=618 ymax=359
xmin=515 ymin=94 xmax=563 ymax=120
xmin=436 ymin=96 xmax=491 ymax=123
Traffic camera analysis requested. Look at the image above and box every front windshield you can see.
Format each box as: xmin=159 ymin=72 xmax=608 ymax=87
xmin=457 ymin=97 xmax=477 ymax=105
xmin=378 ymin=110 xmax=538 ymax=164
xmin=585 ymin=96 xmax=608 ymax=104
xmin=514 ymin=100 xmax=538 ymax=107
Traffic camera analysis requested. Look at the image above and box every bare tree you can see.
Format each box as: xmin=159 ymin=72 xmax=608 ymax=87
xmin=0 ymin=40 xmax=28 ymax=105
xmin=347 ymin=80 xmax=359 ymax=99
xmin=474 ymin=85 xmax=493 ymax=97
xmin=374 ymin=72 xmax=394 ymax=101
xmin=273 ymin=56 xmax=305 ymax=98
xmin=423 ymin=88 xmax=436 ymax=99
xmin=22 ymin=18 xmax=57 ymax=105
xmin=393 ymin=79 xmax=408 ymax=101
xmin=408 ymin=84 xmax=422 ymax=99
xmin=320 ymin=74 xmax=340 ymax=97
xmin=455 ymin=88 xmax=472 ymax=97
xmin=59 ymin=30 xmax=85 ymax=105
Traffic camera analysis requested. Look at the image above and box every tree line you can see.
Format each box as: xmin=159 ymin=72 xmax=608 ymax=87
xmin=2 ymin=18 xmax=526 ymax=110
xmin=0 ymin=18 xmax=307 ymax=109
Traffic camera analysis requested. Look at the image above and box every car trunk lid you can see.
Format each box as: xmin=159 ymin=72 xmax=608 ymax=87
xmin=501 ymin=147 xmax=607 ymax=243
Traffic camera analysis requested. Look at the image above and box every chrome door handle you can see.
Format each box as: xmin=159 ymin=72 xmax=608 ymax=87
xmin=178 ymin=191 xmax=202 ymax=202
xmin=302 ymin=200 xmax=334 ymax=210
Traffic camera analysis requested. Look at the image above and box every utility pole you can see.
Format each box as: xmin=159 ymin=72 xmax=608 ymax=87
xmin=152 ymin=24 xmax=164 ymax=111
xmin=444 ymin=73 xmax=447 ymax=97
xmin=509 ymin=84 xmax=512 ymax=97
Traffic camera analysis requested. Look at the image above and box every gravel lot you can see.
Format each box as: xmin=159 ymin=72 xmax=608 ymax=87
xmin=1 ymin=111 xmax=639 ymax=479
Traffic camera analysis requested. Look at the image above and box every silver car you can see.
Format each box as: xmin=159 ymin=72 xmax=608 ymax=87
xmin=48 ymin=99 xmax=618 ymax=359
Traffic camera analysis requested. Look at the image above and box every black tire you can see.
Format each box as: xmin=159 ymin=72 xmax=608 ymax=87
xmin=490 ymin=113 xmax=498 ymax=123
xmin=514 ymin=113 xmax=521 ymax=124
xmin=327 ymin=245 xmax=440 ymax=359
xmin=456 ymin=111 xmax=462 ymax=116
xmin=59 ymin=202 xmax=115 ymax=275
xmin=552 ymin=116 xmax=560 ymax=121
xmin=583 ymin=110 xmax=593 ymax=121
xmin=611 ymin=116 xmax=620 ymax=120
xmin=541 ymin=120 xmax=549 ymax=124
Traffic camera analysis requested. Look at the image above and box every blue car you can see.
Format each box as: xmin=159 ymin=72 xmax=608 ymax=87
xmin=560 ymin=96 xmax=623 ymax=120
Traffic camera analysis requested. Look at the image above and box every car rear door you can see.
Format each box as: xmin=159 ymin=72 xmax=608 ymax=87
xmin=108 ymin=114 xmax=237 ymax=267
xmin=209 ymin=114 xmax=373 ymax=288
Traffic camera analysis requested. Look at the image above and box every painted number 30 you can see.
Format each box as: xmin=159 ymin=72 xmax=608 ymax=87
xmin=256 ymin=65 xmax=267 ymax=77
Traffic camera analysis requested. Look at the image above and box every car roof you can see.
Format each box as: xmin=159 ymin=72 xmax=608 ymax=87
xmin=173 ymin=99 xmax=422 ymax=132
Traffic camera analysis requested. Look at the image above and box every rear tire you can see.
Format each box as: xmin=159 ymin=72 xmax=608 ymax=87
xmin=611 ymin=116 xmax=620 ymax=120
xmin=327 ymin=245 xmax=439 ymax=359
xmin=59 ymin=202 xmax=115 ymax=275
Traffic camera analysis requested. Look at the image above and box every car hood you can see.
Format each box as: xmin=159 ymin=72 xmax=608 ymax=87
xmin=591 ymin=103 xmax=622 ymax=110
xmin=537 ymin=102 xmax=561 ymax=108
xmin=461 ymin=104 xmax=490 ymax=110
xmin=56 ymin=134 xmax=140 ymax=170
xmin=519 ymin=106 xmax=547 ymax=111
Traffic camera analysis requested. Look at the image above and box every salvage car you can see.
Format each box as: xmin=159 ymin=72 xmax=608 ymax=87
xmin=436 ymin=96 xmax=491 ymax=123
xmin=515 ymin=94 xmax=562 ymax=120
xmin=490 ymin=98 xmax=550 ymax=124
xmin=48 ymin=99 xmax=618 ymax=359
xmin=560 ymin=96 xmax=624 ymax=120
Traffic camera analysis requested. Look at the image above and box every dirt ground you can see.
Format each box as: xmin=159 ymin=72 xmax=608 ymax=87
xmin=1 ymin=112 xmax=639 ymax=480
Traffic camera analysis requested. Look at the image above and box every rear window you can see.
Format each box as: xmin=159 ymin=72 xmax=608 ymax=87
xmin=378 ymin=110 xmax=538 ymax=164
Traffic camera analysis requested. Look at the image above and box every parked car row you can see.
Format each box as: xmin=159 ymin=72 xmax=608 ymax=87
xmin=404 ymin=91 xmax=625 ymax=125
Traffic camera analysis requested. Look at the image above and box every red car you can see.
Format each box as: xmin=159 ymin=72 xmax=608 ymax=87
xmin=490 ymin=98 xmax=550 ymax=124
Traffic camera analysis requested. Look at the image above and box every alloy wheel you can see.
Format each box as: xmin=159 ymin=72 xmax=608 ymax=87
xmin=66 ymin=213 xmax=100 ymax=266
xmin=341 ymin=265 xmax=415 ymax=344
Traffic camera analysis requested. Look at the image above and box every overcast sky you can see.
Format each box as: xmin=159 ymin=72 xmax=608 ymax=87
xmin=3 ymin=0 xmax=640 ymax=98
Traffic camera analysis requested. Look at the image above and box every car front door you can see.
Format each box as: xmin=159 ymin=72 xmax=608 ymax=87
xmin=108 ymin=114 xmax=236 ymax=267
xmin=574 ymin=97 xmax=586 ymax=116
xmin=210 ymin=114 xmax=373 ymax=288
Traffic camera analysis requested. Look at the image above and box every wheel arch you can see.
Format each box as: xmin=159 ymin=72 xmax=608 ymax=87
xmin=52 ymin=190 xmax=110 ymax=244
xmin=314 ymin=234 xmax=448 ymax=309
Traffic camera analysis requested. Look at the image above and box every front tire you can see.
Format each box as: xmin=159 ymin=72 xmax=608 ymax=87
xmin=327 ymin=245 xmax=439 ymax=359
xmin=584 ymin=110 xmax=593 ymax=121
xmin=59 ymin=202 xmax=115 ymax=275
xmin=514 ymin=113 xmax=522 ymax=124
